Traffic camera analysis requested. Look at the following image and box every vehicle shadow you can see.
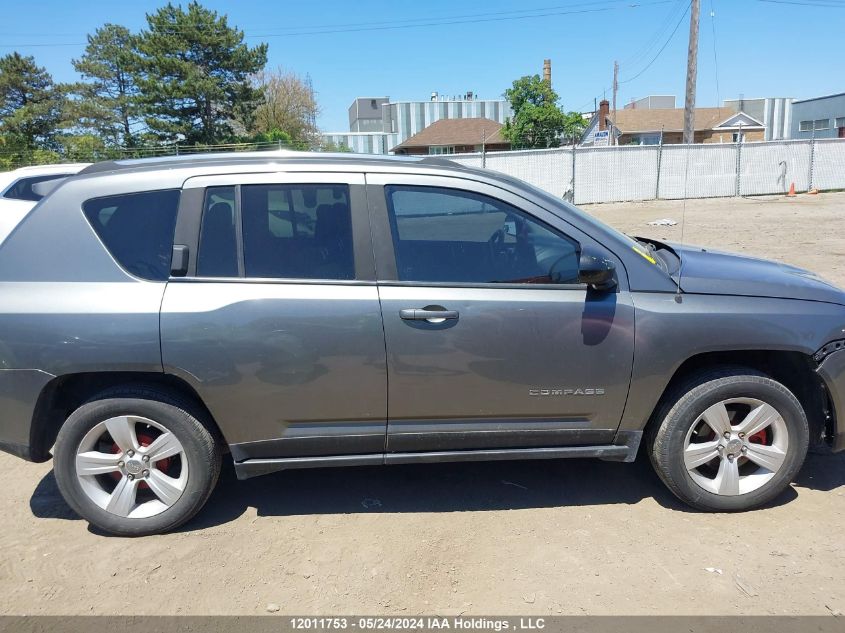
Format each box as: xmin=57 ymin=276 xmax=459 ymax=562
xmin=30 ymin=449 xmax=844 ymax=534
xmin=794 ymin=449 xmax=845 ymax=491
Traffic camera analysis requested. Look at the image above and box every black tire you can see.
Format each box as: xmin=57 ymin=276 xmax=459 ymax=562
xmin=53 ymin=387 xmax=222 ymax=536
xmin=648 ymin=368 xmax=809 ymax=512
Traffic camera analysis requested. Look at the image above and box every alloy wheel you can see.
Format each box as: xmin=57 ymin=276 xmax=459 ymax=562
xmin=683 ymin=397 xmax=789 ymax=496
xmin=74 ymin=415 xmax=189 ymax=519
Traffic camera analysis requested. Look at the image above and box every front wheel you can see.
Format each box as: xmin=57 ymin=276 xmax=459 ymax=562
xmin=53 ymin=389 xmax=222 ymax=536
xmin=649 ymin=370 xmax=809 ymax=512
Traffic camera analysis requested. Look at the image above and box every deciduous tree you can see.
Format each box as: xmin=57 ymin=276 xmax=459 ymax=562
xmin=249 ymin=67 xmax=320 ymax=148
xmin=502 ymin=74 xmax=576 ymax=149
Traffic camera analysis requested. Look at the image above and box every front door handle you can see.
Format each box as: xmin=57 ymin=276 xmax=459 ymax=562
xmin=399 ymin=308 xmax=459 ymax=322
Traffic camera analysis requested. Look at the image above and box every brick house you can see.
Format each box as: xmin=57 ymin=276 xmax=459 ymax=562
xmin=581 ymin=99 xmax=766 ymax=145
xmin=390 ymin=118 xmax=510 ymax=155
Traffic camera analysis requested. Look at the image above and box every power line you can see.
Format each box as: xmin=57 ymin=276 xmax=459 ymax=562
xmin=709 ymin=0 xmax=721 ymax=107
xmin=246 ymin=0 xmax=669 ymax=35
xmin=250 ymin=3 xmax=672 ymax=37
xmin=0 ymin=0 xmax=674 ymax=47
xmin=0 ymin=0 xmax=659 ymax=37
xmin=620 ymin=0 xmax=688 ymax=69
xmin=756 ymin=0 xmax=845 ymax=6
xmin=619 ymin=0 xmax=691 ymax=84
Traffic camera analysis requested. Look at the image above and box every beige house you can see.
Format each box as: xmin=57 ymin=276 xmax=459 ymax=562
xmin=582 ymin=99 xmax=766 ymax=145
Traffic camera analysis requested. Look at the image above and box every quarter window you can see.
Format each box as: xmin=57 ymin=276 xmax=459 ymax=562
xmin=82 ymin=190 xmax=180 ymax=281
xmin=385 ymin=185 xmax=580 ymax=285
xmin=3 ymin=173 xmax=73 ymax=201
xmin=241 ymin=184 xmax=354 ymax=280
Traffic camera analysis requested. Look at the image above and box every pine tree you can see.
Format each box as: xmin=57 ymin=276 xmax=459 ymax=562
xmin=135 ymin=1 xmax=268 ymax=144
xmin=0 ymin=52 xmax=64 ymax=149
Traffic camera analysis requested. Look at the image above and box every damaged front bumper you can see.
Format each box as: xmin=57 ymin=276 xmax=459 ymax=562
xmin=815 ymin=342 xmax=845 ymax=452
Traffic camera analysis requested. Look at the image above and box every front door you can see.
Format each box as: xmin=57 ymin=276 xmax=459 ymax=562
xmin=366 ymin=174 xmax=635 ymax=452
xmin=161 ymin=172 xmax=387 ymax=462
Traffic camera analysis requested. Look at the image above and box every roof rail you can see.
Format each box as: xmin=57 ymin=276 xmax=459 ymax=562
xmin=76 ymin=150 xmax=427 ymax=176
xmin=418 ymin=156 xmax=461 ymax=167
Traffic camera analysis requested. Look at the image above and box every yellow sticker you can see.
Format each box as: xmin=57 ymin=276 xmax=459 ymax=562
xmin=632 ymin=245 xmax=657 ymax=265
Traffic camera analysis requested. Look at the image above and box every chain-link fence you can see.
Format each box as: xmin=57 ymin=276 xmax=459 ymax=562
xmin=450 ymin=138 xmax=845 ymax=205
xmin=4 ymin=137 xmax=843 ymax=205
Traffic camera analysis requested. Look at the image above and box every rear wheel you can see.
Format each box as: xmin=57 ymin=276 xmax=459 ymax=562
xmin=53 ymin=389 xmax=221 ymax=536
xmin=649 ymin=370 xmax=809 ymax=511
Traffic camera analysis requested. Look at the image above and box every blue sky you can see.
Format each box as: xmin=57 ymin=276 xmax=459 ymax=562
xmin=1 ymin=0 xmax=842 ymax=132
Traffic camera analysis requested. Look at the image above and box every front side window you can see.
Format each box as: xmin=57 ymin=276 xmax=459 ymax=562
xmin=241 ymin=183 xmax=354 ymax=280
xmin=3 ymin=173 xmax=72 ymax=201
xmin=385 ymin=185 xmax=580 ymax=285
xmin=83 ymin=189 xmax=180 ymax=281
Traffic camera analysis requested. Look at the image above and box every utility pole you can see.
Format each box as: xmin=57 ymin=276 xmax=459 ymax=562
xmin=612 ymin=61 xmax=619 ymax=145
xmin=683 ymin=0 xmax=700 ymax=145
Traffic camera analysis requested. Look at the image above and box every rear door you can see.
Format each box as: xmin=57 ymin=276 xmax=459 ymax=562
xmin=366 ymin=173 xmax=635 ymax=453
xmin=160 ymin=172 xmax=387 ymax=462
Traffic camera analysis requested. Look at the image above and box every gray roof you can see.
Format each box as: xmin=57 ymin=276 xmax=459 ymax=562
xmin=792 ymin=92 xmax=845 ymax=104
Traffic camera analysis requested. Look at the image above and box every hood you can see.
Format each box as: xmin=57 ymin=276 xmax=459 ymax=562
xmin=670 ymin=243 xmax=845 ymax=305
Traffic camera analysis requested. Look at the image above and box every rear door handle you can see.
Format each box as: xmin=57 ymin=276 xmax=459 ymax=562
xmin=399 ymin=308 xmax=459 ymax=322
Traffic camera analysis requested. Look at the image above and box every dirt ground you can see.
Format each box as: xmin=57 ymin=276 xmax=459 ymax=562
xmin=588 ymin=191 xmax=845 ymax=288
xmin=1 ymin=192 xmax=844 ymax=616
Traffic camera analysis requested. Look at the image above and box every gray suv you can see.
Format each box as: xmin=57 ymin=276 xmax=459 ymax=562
xmin=0 ymin=152 xmax=843 ymax=536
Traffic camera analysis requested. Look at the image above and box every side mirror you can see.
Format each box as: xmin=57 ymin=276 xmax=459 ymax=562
xmin=578 ymin=252 xmax=617 ymax=291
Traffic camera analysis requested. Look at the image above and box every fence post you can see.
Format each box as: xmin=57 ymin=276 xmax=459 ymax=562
xmin=735 ymin=136 xmax=742 ymax=197
xmin=571 ymin=144 xmax=576 ymax=203
xmin=655 ymin=133 xmax=664 ymax=200
xmin=808 ymin=133 xmax=816 ymax=191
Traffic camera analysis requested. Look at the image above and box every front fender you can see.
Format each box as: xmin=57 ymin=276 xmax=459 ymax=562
xmin=619 ymin=293 xmax=845 ymax=433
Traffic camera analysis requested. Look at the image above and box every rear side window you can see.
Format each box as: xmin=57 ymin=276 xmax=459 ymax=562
xmin=197 ymin=186 xmax=238 ymax=277
xmin=3 ymin=174 xmax=72 ymax=201
xmin=241 ymin=183 xmax=354 ymax=280
xmin=83 ymin=190 xmax=180 ymax=281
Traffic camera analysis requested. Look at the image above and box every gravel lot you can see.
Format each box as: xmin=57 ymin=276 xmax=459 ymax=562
xmin=1 ymin=192 xmax=844 ymax=616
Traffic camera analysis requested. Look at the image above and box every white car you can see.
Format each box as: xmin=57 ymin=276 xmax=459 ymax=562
xmin=0 ymin=163 xmax=90 ymax=243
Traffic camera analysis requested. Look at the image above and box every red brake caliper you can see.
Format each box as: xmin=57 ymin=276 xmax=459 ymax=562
xmin=748 ymin=429 xmax=768 ymax=445
xmin=110 ymin=432 xmax=171 ymax=489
